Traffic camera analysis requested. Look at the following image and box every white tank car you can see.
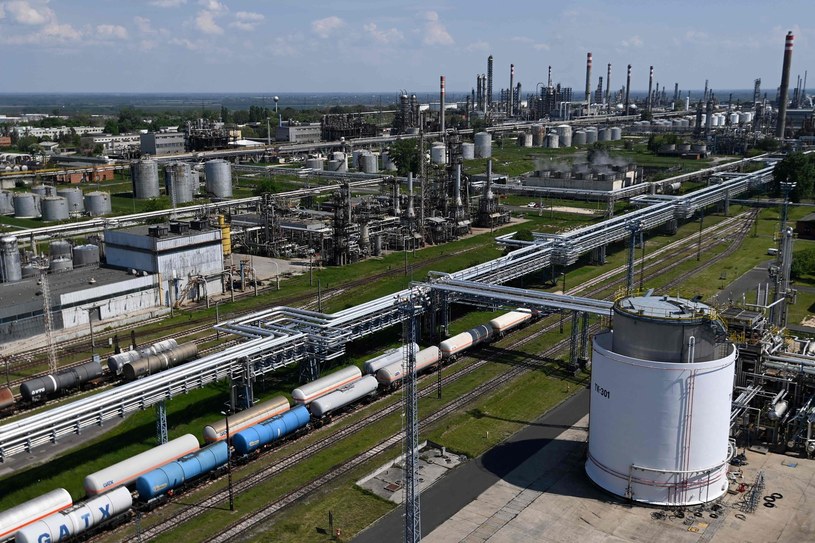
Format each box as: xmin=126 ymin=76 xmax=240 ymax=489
xmin=363 ymin=343 xmax=419 ymax=375
xmin=15 ymin=487 xmax=132 ymax=543
xmin=292 ymin=366 xmax=362 ymax=404
xmin=489 ymin=309 xmax=533 ymax=334
xmin=0 ymin=488 xmax=72 ymax=542
xmin=309 ymin=375 xmax=379 ymax=418
xmin=376 ymin=346 xmax=442 ymax=385
xmin=204 ymin=396 xmax=290 ymax=442
xmin=84 ymin=434 xmax=200 ymax=495
xmin=439 ymin=325 xmax=492 ymax=358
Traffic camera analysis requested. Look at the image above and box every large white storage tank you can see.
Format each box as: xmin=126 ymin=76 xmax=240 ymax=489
xmin=586 ymin=295 xmax=736 ymax=506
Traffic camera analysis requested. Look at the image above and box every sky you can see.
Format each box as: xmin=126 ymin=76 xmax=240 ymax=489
xmin=0 ymin=0 xmax=811 ymax=95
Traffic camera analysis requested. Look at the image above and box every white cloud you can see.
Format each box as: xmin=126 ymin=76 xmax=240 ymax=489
xmin=620 ymin=35 xmax=643 ymax=48
xmin=96 ymin=24 xmax=128 ymax=40
xmin=465 ymin=40 xmax=490 ymax=52
xmin=149 ymin=0 xmax=187 ymax=6
xmin=4 ymin=1 xmax=55 ymax=25
xmin=422 ymin=11 xmax=453 ymax=46
xmin=4 ymin=21 xmax=81 ymax=44
xmin=198 ymin=0 xmax=226 ymax=12
xmin=231 ymin=11 xmax=264 ymax=31
xmin=311 ymin=16 xmax=344 ymax=38
xmin=134 ymin=16 xmax=154 ymax=34
xmin=195 ymin=10 xmax=223 ymax=34
xmin=533 ymin=43 xmax=550 ymax=51
xmin=363 ymin=22 xmax=402 ymax=45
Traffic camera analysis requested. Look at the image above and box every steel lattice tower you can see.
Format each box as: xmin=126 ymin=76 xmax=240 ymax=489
xmin=400 ymin=290 xmax=422 ymax=543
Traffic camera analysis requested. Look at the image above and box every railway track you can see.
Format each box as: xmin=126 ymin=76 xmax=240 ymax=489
xmin=118 ymin=211 xmax=760 ymax=542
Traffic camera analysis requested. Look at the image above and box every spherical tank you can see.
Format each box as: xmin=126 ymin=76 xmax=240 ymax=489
xmin=165 ymin=162 xmax=194 ymax=204
xmin=131 ymin=158 xmax=160 ymax=199
xmin=430 ymin=143 xmax=446 ymax=165
xmin=41 ymin=196 xmax=69 ymax=221
xmin=72 ymin=244 xmax=100 ymax=267
xmin=0 ymin=236 xmax=22 ymax=283
xmin=13 ymin=193 xmax=40 ymax=218
xmin=586 ymin=295 xmax=736 ymax=506
xmin=84 ymin=191 xmax=112 ymax=216
xmin=204 ymin=159 xmax=233 ymax=198
xmin=460 ymin=142 xmax=475 ymax=160
xmin=474 ymin=132 xmax=492 ymax=158
xmin=572 ymin=130 xmax=587 ymax=146
xmin=56 ymin=187 xmax=84 ymax=214
xmin=0 ymin=191 xmax=15 ymax=215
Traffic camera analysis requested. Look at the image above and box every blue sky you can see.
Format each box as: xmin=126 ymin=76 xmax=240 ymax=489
xmin=0 ymin=0 xmax=811 ymax=94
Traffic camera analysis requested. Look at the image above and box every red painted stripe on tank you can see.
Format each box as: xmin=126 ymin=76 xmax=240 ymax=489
xmin=0 ymin=501 xmax=73 ymax=539
xmin=206 ymin=405 xmax=291 ymax=442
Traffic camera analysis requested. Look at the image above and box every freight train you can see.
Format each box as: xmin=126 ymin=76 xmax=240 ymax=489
xmin=0 ymin=340 xmax=199 ymax=414
xmin=0 ymin=309 xmax=536 ymax=542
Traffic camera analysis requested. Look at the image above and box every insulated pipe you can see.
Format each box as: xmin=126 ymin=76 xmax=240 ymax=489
xmin=777 ymin=31 xmax=794 ymax=138
xmin=624 ymin=64 xmax=632 ymax=114
xmin=585 ymin=53 xmax=593 ymax=108
xmin=440 ymin=75 xmax=446 ymax=134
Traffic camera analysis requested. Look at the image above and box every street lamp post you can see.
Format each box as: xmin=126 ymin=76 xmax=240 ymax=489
xmin=221 ymin=410 xmax=235 ymax=512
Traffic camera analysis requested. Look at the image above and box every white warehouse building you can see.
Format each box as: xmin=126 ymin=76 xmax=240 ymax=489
xmin=104 ymin=221 xmax=225 ymax=306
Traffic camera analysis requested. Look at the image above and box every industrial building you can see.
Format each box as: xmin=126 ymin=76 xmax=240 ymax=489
xmin=80 ymin=133 xmax=141 ymax=155
xmin=276 ymin=122 xmax=322 ymax=143
xmin=140 ymin=131 xmax=186 ymax=156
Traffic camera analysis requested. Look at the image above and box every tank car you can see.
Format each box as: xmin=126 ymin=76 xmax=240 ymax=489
xmin=291 ymin=366 xmax=362 ymax=404
xmin=84 ymin=434 xmax=200 ymax=495
xmin=489 ymin=309 xmax=534 ymax=336
xmin=107 ymin=350 xmax=141 ymax=376
xmin=0 ymin=488 xmax=72 ymax=542
xmin=122 ymin=342 xmax=198 ymax=381
xmin=14 ymin=487 xmax=132 ymax=543
xmin=232 ymin=404 xmax=310 ymax=456
xmin=439 ymin=324 xmax=493 ymax=359
xmin=203 ymin=396 xmax=290 ymax=443
xmin=309 ymin=376 xmax=379 ymax=418
xmin=362 ymin=343 xmax=419 ymax=375
xmin=136 ymin=441 xmax=228 ymax=501
xmin=19 ymin=361 xmax=103 ymax=403
xmin=375 ymin=347 xmax=442 ymax=386
xmin=0 ymin=387 xmax=13 ymax=412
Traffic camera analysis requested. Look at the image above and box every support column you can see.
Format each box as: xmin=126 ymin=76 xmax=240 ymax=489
xmin=155 ymin=400 xmax=168 ymax=445
xmin=578 ymin=312 xmax=590 ymax=371
xmin=568 ymin=312 xmax=580 ymax=375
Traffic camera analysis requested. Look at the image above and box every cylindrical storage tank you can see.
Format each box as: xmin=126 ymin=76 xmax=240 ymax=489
xmin=430 ymin=143 xmax=446 ymax=165
xmin=135 ymin=441 xmax=228 ymax=501
xmin=672 ymin=119 xmax=682 ymax=128
xmin=598 ymin=127 xmax=611 ymax=141
xmin=13 ymin=193 xmax=40 ymax=218
xmin=332 ymin=151 xmax=345 ymax=161
xmin=305 ymin=158 xmax=324 ymax=171
xmin=0 ymin=192 xmax=14 ymax=215
xmin=326 ymin=159 xmax=347 ymax=173
xmin=84 ymin=191 xmax=112 ymax=216
xmin=572 ymin=130 xmax=587 ymax=146
xmin=460 ymin=142 xmax=475 ymax=160
xmin=363 ymin=343 xmax=419 ymax=375
xmin=15 ymin=487 xmax=132 ymax=543
xmin=131 ymin=158 xmax=161 ymax=199
xmin=360 ymin=153 xmax=378 ymax=173
xmin=556 ymin=125 xmax=572 ymax=147
xmin=729 ymin=113 xmax=739 ymax=125
xmin=531 ymin=124 xmax=545 ymax=146
xmin=375 ymin=346 xmax=442 ymax=385
xmin=84 ymin=434 xmax=200 ymax=495
xmin=0 ymin=488 xmax=73 ymax=542
xmin=586 ymin=295 xmax=736 ymax=506
xmin=49 ymin=256 xmax=73 ymax=273
xmin=123 ymin=342 xmax=198 ymax=380
xmin=56 ymin=187 xmax=84 ymax=214
xmin=291 ymin=365 xmax=362 ymax=404
xmin=351 ymin=150 xmax=365 ymax=169
xmin=41 ymin=196 xmax=69 ymax=222
xmin=474 ymin=132 xmax=492 ymax=158
xmin=49 ymin=240 xmax=72 ymax=260
xmin=203 ymin=395 xmax=290 ymax=443
xmin=108 ymin=349 xmax=142 ymax=375
xmin=738 ymin=112 xmax=750 ymax=124
xmin=72 ymin=244 xmax=100 ymax=267
xmin=1 ymin=236 xmax=22 ymax=283
xmin=678 ymin=143 xmax=691 ymax=152
xmin=203 ymin=159 xmax=233 ymax=198
xmin=517 ymin=133 xmax=533 ymax=147
xmin=31 ymin=184 xmax=54 ymax=197
xmin=610 ymin=127 xmax=622 ymax=140
xmin=165 ymin=163 xmax=194 ymax=204
xmin=692 ymin=143 xmax=707 ymax=154
xmin=309 ymin=375 xmax=379 ymax=418
xmin=585 ymin=128 xmax=598 ymax=144
xmin=545 ymin=132 xmax=559 ymax=149
xmin=232 ymin=404 xmax=311 ymax=455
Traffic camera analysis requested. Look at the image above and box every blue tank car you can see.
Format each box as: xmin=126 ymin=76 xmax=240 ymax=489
xmin=232 ymin=404 xmax=310 ymax=455
xmin=135 ymin=441 xmax=228 ymax=500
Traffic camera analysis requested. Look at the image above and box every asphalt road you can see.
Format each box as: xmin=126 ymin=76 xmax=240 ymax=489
xmin=353 ymin=387 xmax=590 ymax=542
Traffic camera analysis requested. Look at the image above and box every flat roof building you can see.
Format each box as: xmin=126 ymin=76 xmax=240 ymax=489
xmin=140 ymin=131 xmax=186 ymax=156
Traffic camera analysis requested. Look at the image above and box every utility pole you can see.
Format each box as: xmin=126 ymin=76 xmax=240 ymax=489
xmin=221 ymin=410 xmax=235 ymax=512
xmin=398 ymin=290 xmax=422 ymax=543
xmin=36 ymin=259 xmax=57 ymax=375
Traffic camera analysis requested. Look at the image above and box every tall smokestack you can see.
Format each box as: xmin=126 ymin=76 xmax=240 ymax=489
xmin=509 ymin=64 xmax=515 ymax=116
xmin=703 ymin=79 xmax=709 ymax=102
xmin=440 ymin=75 xmax=446 ymax=134
xmin=407 ymin=172 xmax=415 ymax=218
xmin=547 ymin=65 xmax=552 ymax=87
xmin=624 ymin=64 xmax=632 ymax=114
xmin=777 ymin=31 xmax=794 ymax=138
xmin=674 ymin=82 xmax=679 ymax=102
xmin=647 ymin=65 xmax=654 ymax=112
xmin=455 ymin=164 xmax=462 ymax=207
xmin=486 ymin=159 xmax=494 ymax=201
xmin=606 ymin=63 xmax=612 ymax=108
xmin=487 ymin=55 xmax=494 ymax=108
xmin=585 ymin=52 xmax=593 ymax=109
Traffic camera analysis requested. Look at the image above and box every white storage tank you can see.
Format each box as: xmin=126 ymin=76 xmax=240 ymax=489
xmin=41 ymin=196 xmax=69 ymax=221
xmin=305 ymin=157 xmax=325 ymax=171
xmin=556 ymin=125 xmax=572 ymax=147
xmin=49 ymin=240 xmax=73 ymax=260
xmin=598 ymin=127 xmax=611 ymax=141
xmin=585 ymin=127 xmax=598 ymax=144
xmin=430 ymin=143 xmax=446 ymax=165
xmin=327 ymin=159 xmax=348 ymax=172
xmin=545 ymin=132 xmax=559 ymax=149
xmin=131 ymin=157 xmax=160 ymax=199
xmin=31 ymin=184 xmax=55 ymax=197
xmin=49 ymin=256 xmax=73 ymax=273
xmin=204 ymin=159 xmax=233 ymax=198
xmin=738 ymin=112 xmax=751 ymax=124
xmin=586 ymin=295 xmax=736 ymax=506
xmin=72 ymin=244 xmax=100 ymax=267
xmin=461 ymin=142 xmax=475 ymax=160
xmin=13 ymin=193 xmax=40 ymax=218
xmin=57 ymin=187 xmax=84 ymax=214
xmin=572 ymin=130 xmax=587 ymax=146
xmin=165 ymin=162 xmax=194 ymax=204
xmin=84 ymin=191 xmax=112 ymax=216
xmin=1 ymin=236 xmax=22 ymax=283
xmin=531 ymin=124 xmax=545 ymax=146
xmin=518 ymin=133 xmax=533 ymax=147
xmin=360 ymin=153 xmax=378 ymax=173
xmin=0 ymin=191 xmax=14 ymax=215
xmin=474 ymin=132 xmax=492 ymax=158
xmin=610 ymin=126 xmax=622 ymax=140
